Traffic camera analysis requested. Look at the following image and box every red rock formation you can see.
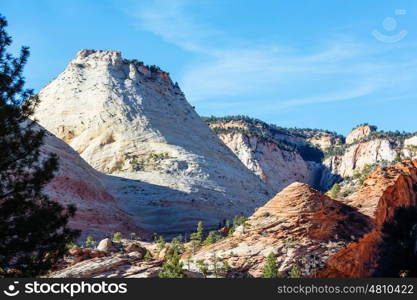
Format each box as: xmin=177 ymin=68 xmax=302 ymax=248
xmin=183 ymin=183 xmax=370 ymax=277
xmin=320 ymin=160 xmax=417 ymax=277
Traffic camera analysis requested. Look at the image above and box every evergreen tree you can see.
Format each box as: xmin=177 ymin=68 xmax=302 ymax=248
xmin=190 ymin=221 xmax=204 ymax=245
xmin=194 ymin=221 xmax=203 ymax=241
xmin=0 ymin=15 xmax=79 ymax=277
xmin=143 ymin=250 xmax=152 ymax=261
xmin=112 ymin=232 xmax=122 ymax=242
xmin=373 ymin=206 xmax=417 ymax=277
xmin=155 ymin=235 xmax=166 ymax=251
xmin=328 ymin=183 xmax=341 ymax=199
xmin=85 ymin=236 xmax=96 ymax=248
xmin=289 ymin=264 xmax=302 ymax=278
xmin=203 ymin=231 xmax=221 ymax=245
xmin=262 ymin=252 xmax=280 ymax=278
xmin=158 ymin=250 xmax=184 ymax=278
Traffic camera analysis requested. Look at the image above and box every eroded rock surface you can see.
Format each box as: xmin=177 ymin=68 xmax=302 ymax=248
xmin=34 ymin=50 xmax=271 ymax=234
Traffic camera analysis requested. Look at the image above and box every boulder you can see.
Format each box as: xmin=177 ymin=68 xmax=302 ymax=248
xmin=125 ymin=243 xmax=146 ymax=257
xmin=97 ymin=238 xmax=116 ymax=252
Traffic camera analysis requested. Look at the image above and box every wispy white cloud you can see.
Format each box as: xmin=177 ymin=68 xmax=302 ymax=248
xmin=131 ymin=0 xmax=415 ymax=109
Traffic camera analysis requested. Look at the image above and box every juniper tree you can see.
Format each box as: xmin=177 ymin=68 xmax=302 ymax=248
xmin=373 ymin=206 xmax=417 ymax=277
xmin=289 ymin=263 xmax=302 ymax=278
xmin=158 ymin=250 xmax=184 ymax=278
xmin=112 ymin=232 xmax=122 ymax=242
xmin=0 ymin=15 xmax=79 ymax=277
xmin=190 ymin=221 xmax=204 ymax=252
xmin=203 ymin=231 xmax=221 ymax=245
xmin=262 ymin=252 xmax=280 ymax=278
xmin=85 ymin=236 xmax=96 ymax=248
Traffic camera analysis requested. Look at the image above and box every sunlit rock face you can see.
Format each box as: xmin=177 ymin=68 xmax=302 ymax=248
xmin=34 ymin=49 xmax=271 ymax=235
xmin=183 ymin=182 xmax=370 ymax=278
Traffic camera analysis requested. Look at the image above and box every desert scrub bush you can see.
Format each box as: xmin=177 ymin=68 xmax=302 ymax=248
xmin=130 ymin=153 xmax=171 ymax=171
xmin=196 ymin=260 xmax=209 ymax=278
xmin=289 ymin=263 xmax=302 ymax=278
xmin=353 ymin=164 xmax=375 ymax=185
xmin=327 ymin=183 xmax=341 ymax=199
xmin=112 ymin=232 xmax=122 ymax=242
xmin=284 ymin=237 xmax=299 ymax=248
xmin=85 ymin=236 xmax=97 ymax=248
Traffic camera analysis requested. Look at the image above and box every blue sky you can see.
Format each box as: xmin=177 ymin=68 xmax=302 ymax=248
xmin=1 ymin=0 xmax=417 ymax=135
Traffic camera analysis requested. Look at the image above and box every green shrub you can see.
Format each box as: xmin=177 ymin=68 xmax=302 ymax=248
xmin=262 ymin=253 xmax=281 ymax=278
xmin=112 ymin=232 xmax=122 ymax=242
xmin=328 ymin=183 xmax=341 ymax=199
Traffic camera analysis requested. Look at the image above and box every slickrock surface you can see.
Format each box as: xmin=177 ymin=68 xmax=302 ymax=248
xmin=41 ymin=127 xmax=147 ymax=239
xmin=34 ymin=50 xmax=271 ymax=234
xmin=320 ymin=160 xmax=417 ymax=277
xmin=182 ymin=183 xmax=370 ymax=277
xmin=49 ymin=240 xmax=162 ymax=278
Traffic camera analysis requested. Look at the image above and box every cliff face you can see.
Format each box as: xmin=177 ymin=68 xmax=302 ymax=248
xmin=33 ymin=50 xmax=271 ymax=235
xmin=183 ymin=183 xmax=370 ymax=277
xmin=320 ymin=160 xmax=417 ymax=277
xmin=216 ymin=132 xmax=317 ymax=193
xmin=324 ymin=139 xmax=398 ymax=177
xmin=204 ymin=117 xmax=341 ymax=192
xmin=346 ymin=125 xmax=376 ymax=144
xmin=323 ymin=124 xmax=417 ymax=179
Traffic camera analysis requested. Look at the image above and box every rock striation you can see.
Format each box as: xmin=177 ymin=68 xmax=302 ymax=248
xmin=320 ymin=160 xmax=417 ymax=277
xmin=34 ymin=50 xmax=271 ymax=235
xmin=182 ymin=182 xmax=370 ymax=277
xmin=204 ymin=117 xmax=340 ymax=193
xmin=40 ymin=126 xmax=147 ymax=240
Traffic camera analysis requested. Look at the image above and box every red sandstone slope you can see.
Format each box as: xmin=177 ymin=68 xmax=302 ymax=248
xmin=320 ymin=160 xmax=417 ymax=277
xmin=183 ymin=182 xmax=370 ymax=277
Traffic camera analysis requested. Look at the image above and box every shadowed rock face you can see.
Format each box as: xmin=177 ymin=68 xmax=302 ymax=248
xmin=34 ymin=49 xmax=271 ymax=234
xmin=320 ymin=160 xmax=417 ymax=277
xmin=40 ymin=126 xmax=149 ymax=240
xmin=183 ymin=182 xmax=370 ymax=277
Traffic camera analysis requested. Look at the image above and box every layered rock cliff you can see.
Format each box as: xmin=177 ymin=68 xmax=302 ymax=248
xmin=323 ymin=126 xmax=417 ymax=179
xmin=203 ymin=116 xmax=341 ymax=193
xmin=33 ymin=50 xmax=271 ymax=235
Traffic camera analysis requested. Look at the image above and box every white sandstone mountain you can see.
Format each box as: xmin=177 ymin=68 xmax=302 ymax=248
xmin=34 ymin=49 xmax=271 ymax=235
xmin=40 ymin=125 xmax=147 ymax=239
